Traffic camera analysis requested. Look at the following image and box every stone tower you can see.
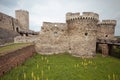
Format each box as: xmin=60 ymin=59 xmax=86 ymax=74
xmin=66 ymin=12 xmax=99 ymax=57
xmin=15 ymin=10 xmax=29 ymax=30
xmin=97 ymin=20 xmax=116 ymax=40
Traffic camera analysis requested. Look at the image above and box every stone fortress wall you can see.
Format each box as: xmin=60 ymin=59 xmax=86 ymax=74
xmin=15 ymin=10 xmax=29 ymax=30
xmin=97 ymin=20 xmax=116 ymax=40
xmin=0 ymin=10 xmax=38 ymax=45
xmin=36 ymin=12 xmax=116 ymax=57
xmin=35 ymin=22 xmax=69 ymax=54
xmin=0 ymin=12 xmax=20 ymax=31
xmin=66 ymin=12 xmax=99 ymax=57
xmin=14 ymin=11 xmax=117 ymax=57
xmin=0 ymin=10 xmax=29 ymax=32
xmin=0 ymin=10 xmax=117 ymax=57
xmin=0 ymin=12 xmax=20 ymax=45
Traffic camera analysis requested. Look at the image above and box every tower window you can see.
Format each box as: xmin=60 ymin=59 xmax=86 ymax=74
xmin=85 ymin=33 xmax=88 ymax=36
xmin=16 ymin=27 xmax=19 ymax=32
xmin=105 ymin=35 xmax=108 ymax=37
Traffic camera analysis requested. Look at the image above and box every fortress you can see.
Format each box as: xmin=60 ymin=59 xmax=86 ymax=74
xmin=0 ymin=10 xmax=38 ymax=45
xmin=0 ymin=10 xmax=29 ymax=32
xmin=0 ymin=10 xmax=117 ymax=57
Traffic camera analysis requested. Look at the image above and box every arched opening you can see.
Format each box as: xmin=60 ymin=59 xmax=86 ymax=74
xmin=16 ymin=27 xmax=19 ymax=32
xmin=26 ymin=33 xmax=28 ymax=36
xmin=20 ymin=33 xmax=23 ymax=36
xmin=85 ymin=33 xmax=88 ymax=36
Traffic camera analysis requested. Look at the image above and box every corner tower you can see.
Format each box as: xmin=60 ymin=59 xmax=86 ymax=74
xmin=97 ymin=20 xmax=116 ymax=40
xmin=15 ymin=10 xmax=29 ymax=30
xmin=66 ymin=12 xmax=99 ymax=57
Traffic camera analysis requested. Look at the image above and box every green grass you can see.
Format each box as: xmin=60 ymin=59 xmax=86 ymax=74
xmin=0 ymin=53 xmax=120 ymax=80
xmin=111 ymin=46 xmax=120 ymax=58
xmin=0 ymin=43 xmax=32 ymax=56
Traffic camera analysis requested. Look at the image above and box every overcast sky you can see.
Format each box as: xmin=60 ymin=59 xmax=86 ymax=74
xmin=0 ymin=0 xmax=120 ymax=36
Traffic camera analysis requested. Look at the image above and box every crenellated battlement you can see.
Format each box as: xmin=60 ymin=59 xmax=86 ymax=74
xmin=15 ymin=10 xmax=29 ymax=13
xmin=66 ymin=12 xmax=99 ymax=21
xmin=98 ymin=20 xmax=117 ymax=26
xmin=82 ymin=12 xmax=99 ymax=20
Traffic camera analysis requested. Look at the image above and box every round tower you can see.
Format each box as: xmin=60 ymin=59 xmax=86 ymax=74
xmin=97 ymin=20 xmax=116 ymax=40
xmin=15 ymin=10 xmax=29 ymax=30
xmin=66 ymin=12 xmax=99 ymax=57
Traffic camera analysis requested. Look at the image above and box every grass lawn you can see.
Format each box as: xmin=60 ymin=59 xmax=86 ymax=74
xmin=0 ymin=43 xmax=32 ymax=56
xmin=0 ymin=53 xmax=120 ymax=80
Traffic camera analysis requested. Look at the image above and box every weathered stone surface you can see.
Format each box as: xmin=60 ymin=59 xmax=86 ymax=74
xmin=0 ymin=28 xmax=19 ymax=45
xmin=97 ymin=20 xmax=116 ymax=40
xmin=100 ymin=44 xmax=109 ymax=56
xmin=0 ymin=12 xmax=20 ymax=31
xmin=66 ymin=12 xmax=99 ymax=57
xmin=0 ymin=10 xmax=36 ymax=45
xmin=0 ymin=45 xmax=36 ymax=76
xmin=35 ymin=22 xmax=69 ymax=54
xmin=14 ymin=11 xmax=117 ymax=57
xmin=15 ymin=10 xmax=29 ymax=30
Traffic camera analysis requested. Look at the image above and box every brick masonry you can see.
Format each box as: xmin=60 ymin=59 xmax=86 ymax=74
xmin=14 ymin=12 xmax=117 ymax=57
xmin=0 ymin=45 xmax=36 ymax=76
xmin=0 ymin=10 xmax=117 ymax=57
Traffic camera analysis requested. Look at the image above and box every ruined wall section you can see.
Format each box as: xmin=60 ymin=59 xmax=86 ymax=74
xmin=0 ymin=45 xmax=35 ymax=76
xmin=15 ymin=10 xmax=29 ymax=30
xmin=0 ymin=12 xmax=20 ymax=31
xmin=0 ymin=12 xmax=21 ymax=45
xmin=97 ymin=20 xmax=116 ymax=40
xmin=36 ymin=22 xmax=68 ymax=54
xmin=14 ymin=35 xmax=39 ymax=43
xmin=66 ymin=12 xmax=99 ymax=57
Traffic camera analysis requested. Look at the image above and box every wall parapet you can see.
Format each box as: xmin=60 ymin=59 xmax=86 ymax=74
xmin=98 ymin=20 xmax=117 ymax=26
xmin=66 ymin=12 xmax=99 ymax=21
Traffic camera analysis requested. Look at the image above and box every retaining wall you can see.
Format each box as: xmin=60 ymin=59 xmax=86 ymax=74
xmin=0 ymin=45 xmax=36 ymax=76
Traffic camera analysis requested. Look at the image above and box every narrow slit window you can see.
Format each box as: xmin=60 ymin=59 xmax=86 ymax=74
xmin=85 ymin=33 xmax=88 ymax=36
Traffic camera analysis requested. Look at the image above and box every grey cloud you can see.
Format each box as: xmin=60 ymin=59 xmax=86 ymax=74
xmin=0 ymin=0 xmax=18 ymax=7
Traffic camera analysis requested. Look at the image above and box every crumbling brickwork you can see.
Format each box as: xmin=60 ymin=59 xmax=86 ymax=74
xmin=66 ymin=12 xmax=99 ymax=57
xmin=0 ymin=12 xmax=20 ymax=31
xmin=35 ymin=22 xmax=69 ymax=54
xmin=0 ymin=10 xmax=33 ymax=45
xmin=0 ymin=45 xmax=36 ymax=76
xmin=97 ymin=20 xmax=116 ymax=40
xmin=15 ymin=10 xmax=29 ymax=30
xmin=14 ymin=11 xmax=117 ymax=57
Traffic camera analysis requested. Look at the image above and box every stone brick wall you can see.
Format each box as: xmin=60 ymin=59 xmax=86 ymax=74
xmin=0 ymin=12 xmax=20 ymax=31
xmin=14 ymin=35 xmax=39 ymax=43
xmin=66 ymin=12 xmax=99 ymax=57
xmin=0 ymin=10 xmax=31 ymax=45
xmin=35 ymin=22 xmax=69 ymax=54
xmin=15 ymin=10 xmax=29 ymax=30
xmin=14 ymin=11 xmax=117 ymax=57
xmin=97 ymin=20 xmax=116 ymax=40
xmin=0 ymin=45 xmax=36 ymax=76
xmin=0 ymin=28 xmax=19 ymax=45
